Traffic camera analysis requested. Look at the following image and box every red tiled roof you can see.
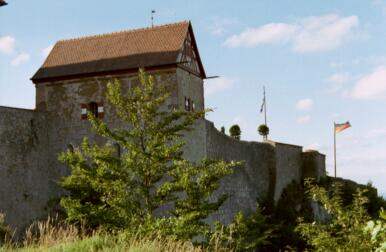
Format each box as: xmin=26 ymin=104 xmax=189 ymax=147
xmin=32 ymin=21 xmax=206 ymax=83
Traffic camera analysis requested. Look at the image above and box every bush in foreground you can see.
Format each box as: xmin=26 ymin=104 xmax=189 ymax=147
xmin=296 ymin=179 xmax=386 ymax=251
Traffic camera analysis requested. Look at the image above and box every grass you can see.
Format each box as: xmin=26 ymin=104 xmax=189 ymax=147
xmin=6 ymin=235 xmax=203 ymax=252
xmin=0 ymin=217 xmax=227 ymax=252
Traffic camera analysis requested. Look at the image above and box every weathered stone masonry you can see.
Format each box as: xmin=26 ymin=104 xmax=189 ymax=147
xmin=0 ymin=21 xmax=326 ymax=234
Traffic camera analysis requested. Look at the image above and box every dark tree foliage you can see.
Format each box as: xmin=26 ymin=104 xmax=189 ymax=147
xmin=296 ymin=179 xmax=386 ymax=251
xmin=229 ymin=124 xmax=241 ymax=140
xmin=211 ymin=206 xmax=273 ymax=251
xmin=258 ymin=124 xmax=269 ymax=139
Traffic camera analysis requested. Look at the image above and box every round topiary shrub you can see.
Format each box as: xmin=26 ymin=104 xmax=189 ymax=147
xmin=229 ymin=124 xmax=241 ymax=140
xmin=258 ymin=124 xmax=269 ymax=140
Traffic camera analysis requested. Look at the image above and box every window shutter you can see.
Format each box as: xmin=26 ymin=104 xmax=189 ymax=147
xmin=81 ymin=104 xmax=87 ymax=120
xmin=97 ymin=102 xmax=104 ymax=119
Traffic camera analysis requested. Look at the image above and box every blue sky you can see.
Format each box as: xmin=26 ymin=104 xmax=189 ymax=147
xmin=1 ymin=0 xmax=386 ymax=196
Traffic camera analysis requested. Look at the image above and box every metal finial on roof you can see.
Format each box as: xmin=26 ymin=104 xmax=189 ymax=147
xmin=151 ymin=10 xmax=156 ymax=28
xmin=0 ymin=0 xmax=8 ymax=7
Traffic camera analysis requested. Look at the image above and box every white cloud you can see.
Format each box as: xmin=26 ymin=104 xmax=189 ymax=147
xmin=292 ymin=14 xmax=358 ymax=53
xmin=365 ymin=128 xmax=386 ymax=139
xmin=224 ymin=23 xmax=296 ymax=47
xmin=350 ymin=66 xmax=386 ymax=100
xmin=42 ymin=45 xmax=54 ymax=57
xmin=204 ymin=77 xmax=236 ymax=96
xmin=224 ymin=14 xmax=359 ymax=53
xmin=296 ymin=98 xmax=313 ymax=111
xmin=0 ymin=36 xmax=15 ymax=54
xmin=327 ymin=73 xmax=351 ymax=93
xmin=327 ymin=73 xmax=350 ymax=84
xmin=208 ymin=17 xmax=238 ymax=36
xmin=11 ymin=52 xmax=30 ymax=66
xmin=297 ymin=115 xmax=311 ymax=124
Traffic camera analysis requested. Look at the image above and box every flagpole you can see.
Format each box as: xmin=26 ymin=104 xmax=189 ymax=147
xmin=334 ymin=122 xmax=337 ymax=178
xmin=263 ymin=86 xmax=267 ymax=126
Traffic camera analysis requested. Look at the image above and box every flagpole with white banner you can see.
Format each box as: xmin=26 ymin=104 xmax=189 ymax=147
xmin=259 ymin=86 xmax=268 ymax=140
xmin=334 ymin=122 xmax=337 ymax=178
xmin=263 ymin=86 xmax=267 ymax=126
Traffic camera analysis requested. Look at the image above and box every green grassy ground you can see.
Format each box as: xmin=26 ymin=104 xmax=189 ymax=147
xmin=1 ymin=233 xmax=207 ymax=252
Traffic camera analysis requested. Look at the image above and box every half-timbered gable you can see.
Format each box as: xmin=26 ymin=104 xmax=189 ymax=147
xmin=177 ymin=27 xmax=205 ymax=78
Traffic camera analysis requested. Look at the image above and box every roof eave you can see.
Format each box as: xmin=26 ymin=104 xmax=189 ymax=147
xmin=31 ymin=63 xmax=180 ymax=84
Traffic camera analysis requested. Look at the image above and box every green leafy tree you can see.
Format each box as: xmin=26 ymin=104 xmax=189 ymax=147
xmin=365 ymin=209 xmax=386 ymax=251
xmin=59 ymin=70 xmax=236 ymax=234
xmin=159 ymin=159 xmax=237 ymax=241
xmin=296 ymin=179 xmax=384 ymax=251
xmin=258 ymin=124 xmax=269 ymax=140
xmin=229 ymin=125 xmax=241 ymax=140
xmin=210 ymin=206 xmax=273 ymax=251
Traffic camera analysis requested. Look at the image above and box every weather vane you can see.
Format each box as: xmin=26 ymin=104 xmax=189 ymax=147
xmin=151 ymin=10 xmax=156 ymax=27
xmin=0 ymin=0 xmax=8 ymax=7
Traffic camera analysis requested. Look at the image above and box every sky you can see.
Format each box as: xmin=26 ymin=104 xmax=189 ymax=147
xmin=1 ymin=0 xmax=386 ymax=196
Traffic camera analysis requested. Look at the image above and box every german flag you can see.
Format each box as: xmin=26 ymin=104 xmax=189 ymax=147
xmin=335 ymin=121 xmax=351 ymax=133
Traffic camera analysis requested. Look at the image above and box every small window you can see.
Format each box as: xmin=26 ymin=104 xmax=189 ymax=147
xmin=185 ymin=97 xmax=189 ymax=111
xmin=81 ymin=104 xmax=88 ymax=120
xmin=89 ymin=102 xmax=98 ymax=118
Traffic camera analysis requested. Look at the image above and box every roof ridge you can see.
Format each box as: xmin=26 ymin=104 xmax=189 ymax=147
xmin=57 ymin=20 xmax=190 ymax=43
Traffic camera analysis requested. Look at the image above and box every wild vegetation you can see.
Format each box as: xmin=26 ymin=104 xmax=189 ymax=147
xmin=0 ymin=70 xmax=385 ymax=251
xmin=297 ymin=179 xmax=386 ymax=251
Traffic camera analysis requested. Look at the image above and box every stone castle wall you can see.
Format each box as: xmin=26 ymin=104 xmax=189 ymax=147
xmin=0 ymin=69 xmax=326 ymax=234
xmin=0 ymin=107 xmax=57 ymax=234
xmin=201 ymin=120 xmax=326 ymax=224
xmin=204 ymin=120 xmax=275 ymax=224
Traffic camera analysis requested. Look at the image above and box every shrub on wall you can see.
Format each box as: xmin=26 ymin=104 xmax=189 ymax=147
xmin=229 ymin=125 xmax=241 ymax=140
xmin=258 ymin=124 xmax=269 ymax=140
